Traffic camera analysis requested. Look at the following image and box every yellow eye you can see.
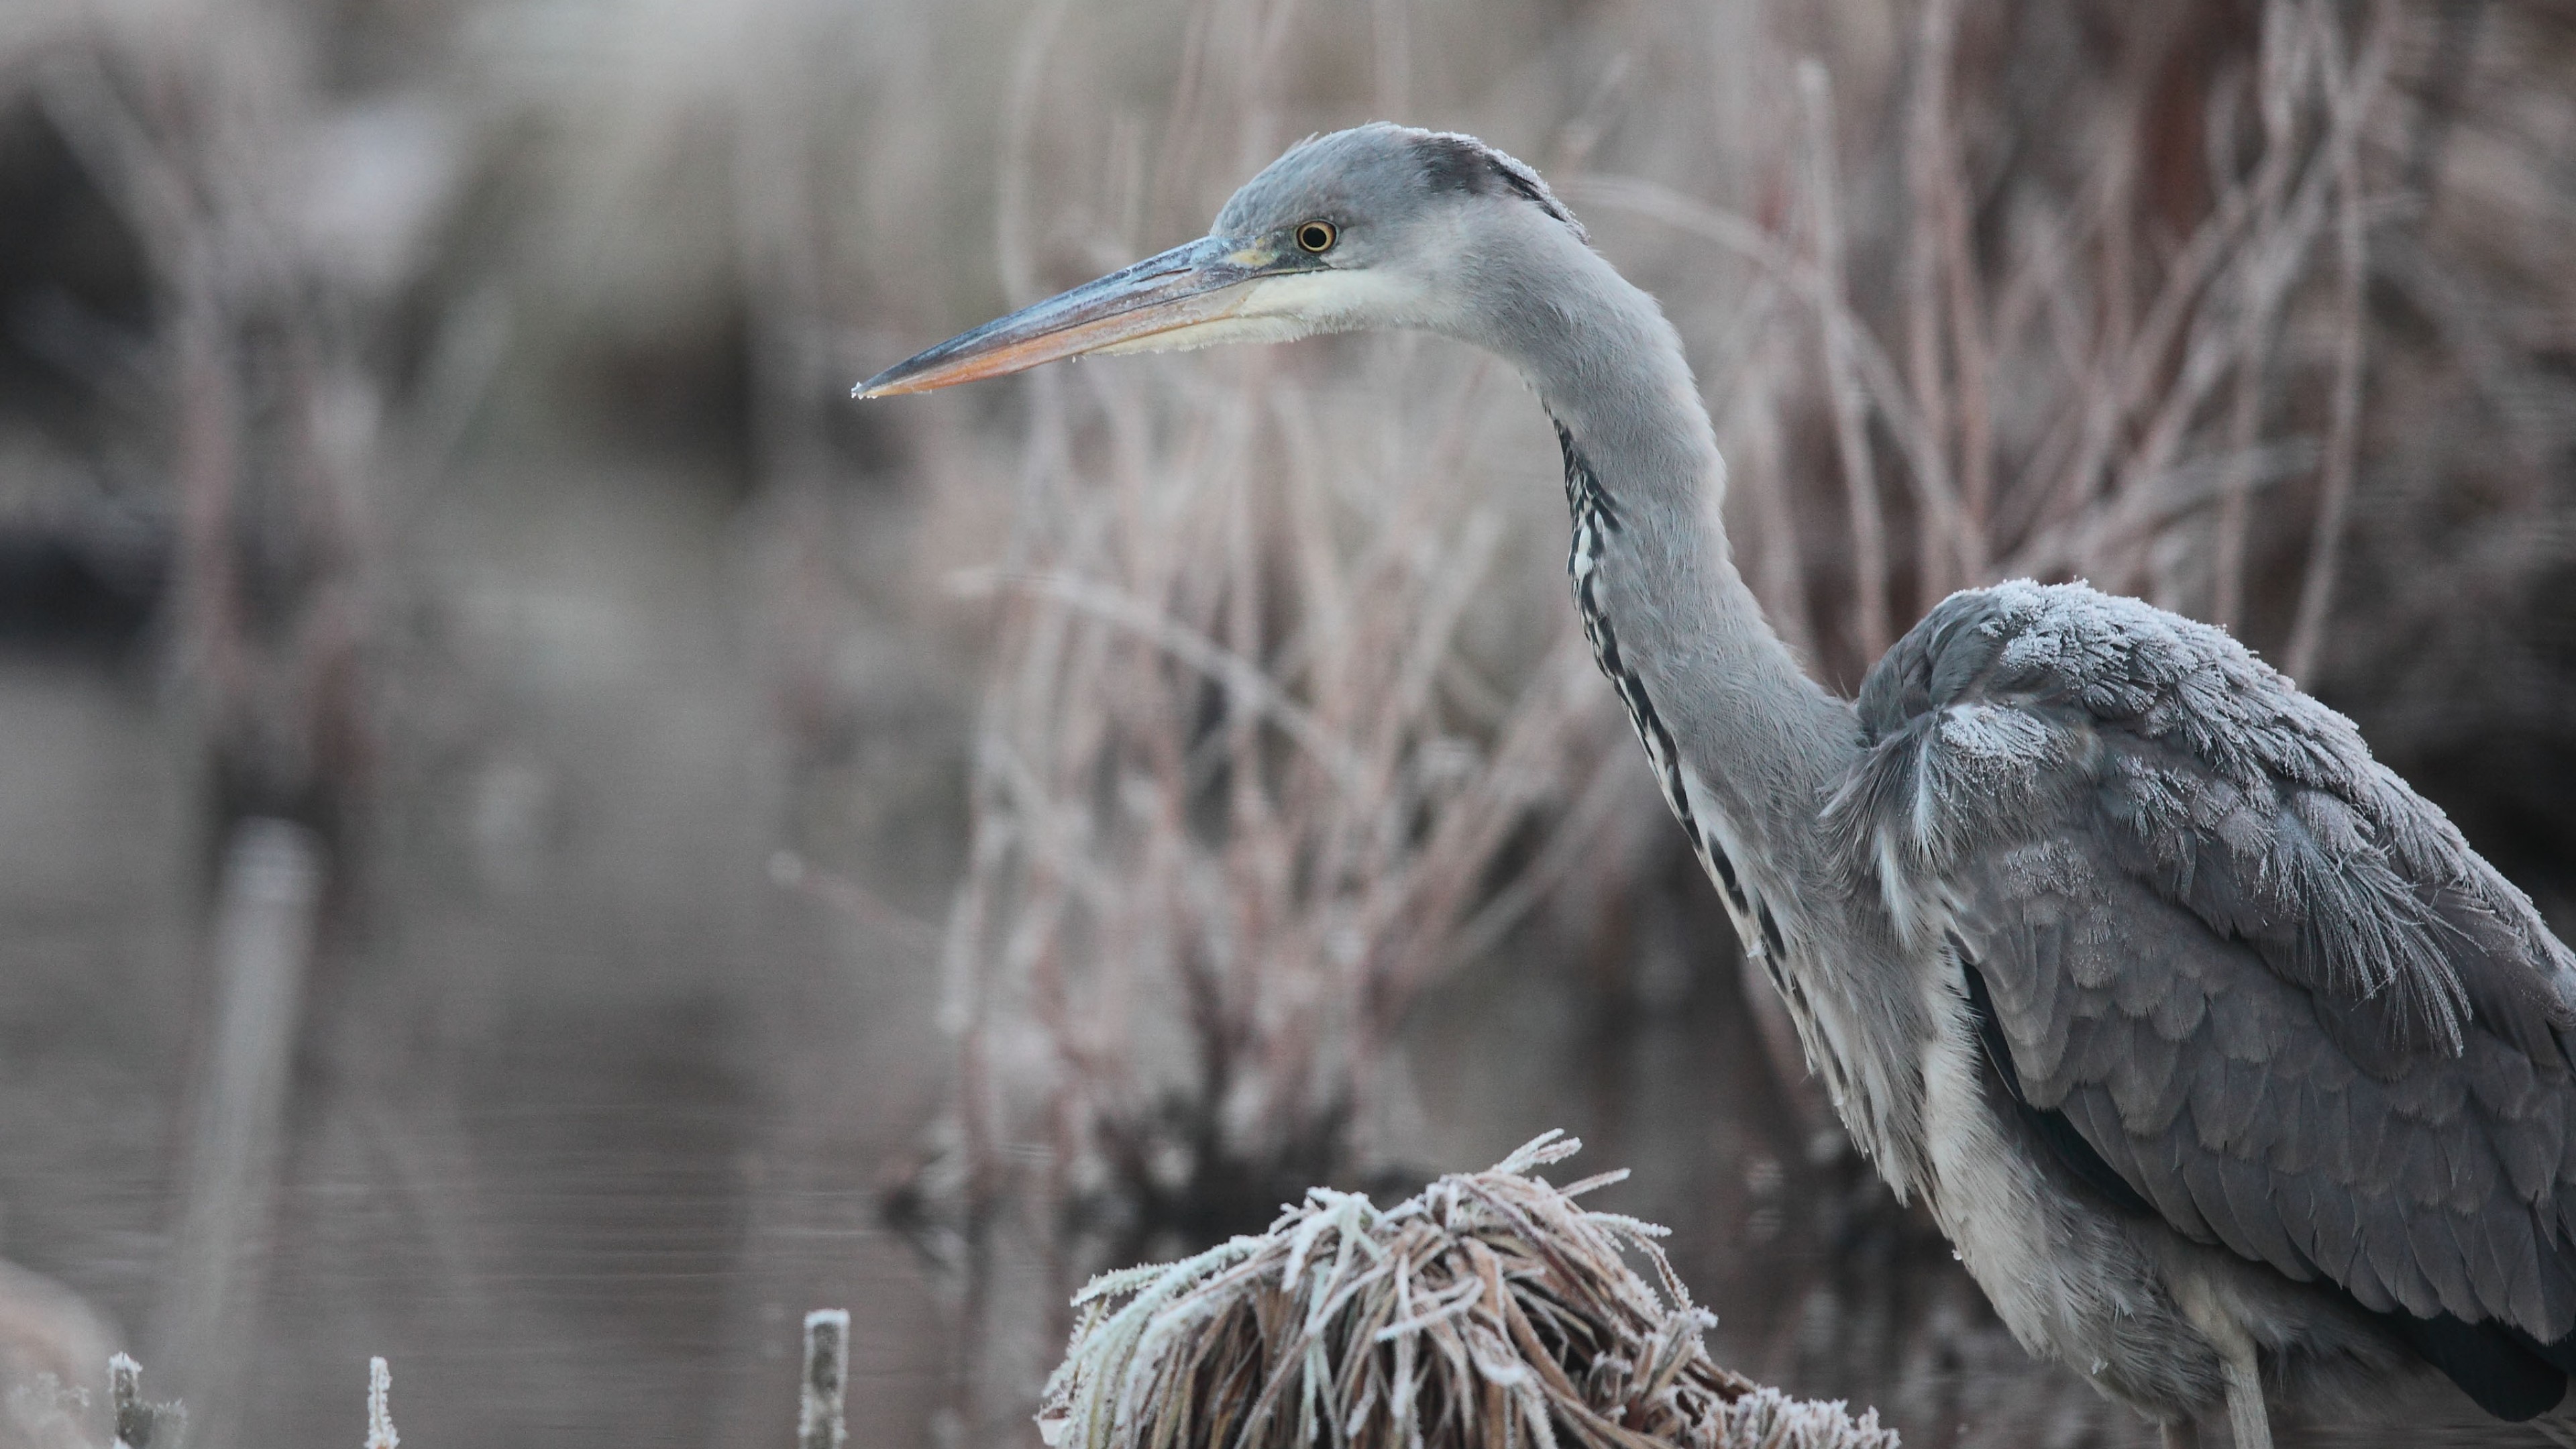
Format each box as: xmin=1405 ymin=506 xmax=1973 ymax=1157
xmin=1295 ymin=220 xmax=1338 ymax=254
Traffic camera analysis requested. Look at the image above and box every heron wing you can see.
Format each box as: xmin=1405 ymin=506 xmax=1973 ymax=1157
xmin=1833 ymin=580 xmax=2576 ymax=1344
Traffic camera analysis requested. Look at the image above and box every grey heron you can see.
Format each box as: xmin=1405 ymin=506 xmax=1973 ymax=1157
xmin=858 ymin=124 xmax=2576 ymax=1448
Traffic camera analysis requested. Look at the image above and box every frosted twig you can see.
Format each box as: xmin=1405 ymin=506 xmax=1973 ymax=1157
xmin=800 ymin=1310 xmax=849 ymax=1449
xmin=109 ymin=1355 xmax=181 ymax=1449
xmin=365 ymin=1357 xmax=398 ymax=1449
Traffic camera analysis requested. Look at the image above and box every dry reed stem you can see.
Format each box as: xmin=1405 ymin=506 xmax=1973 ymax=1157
xmin=1931 ymin=87 xmax=1994 ymax=566
xmin=1900 ymin=0 xmax=1964 ymax=601
xmin=2284 ymin=0 xmax=2394 ymax=682
xmin=1796 ymin=60 xmax=1890 ymax=666
xmin=1038 ymin=1134 xmax=1897 ymax=1449
xmin=2209 ymin=2 xmax=2312 ymax=630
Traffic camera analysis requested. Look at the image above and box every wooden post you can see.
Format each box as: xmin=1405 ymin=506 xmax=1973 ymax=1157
xmin=152 ymin=820 xmax=323 ymax=1446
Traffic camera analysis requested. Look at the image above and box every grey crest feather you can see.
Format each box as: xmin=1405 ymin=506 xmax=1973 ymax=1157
xmin=1218 ymin=123 xmax=1585 ymax=242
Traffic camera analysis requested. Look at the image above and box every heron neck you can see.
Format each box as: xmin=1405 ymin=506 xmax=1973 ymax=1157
xmin=1499 ymin=253 xmax=1861 ymax=923
xmin=1464 ymin=241 xmax=1929 ymax=1196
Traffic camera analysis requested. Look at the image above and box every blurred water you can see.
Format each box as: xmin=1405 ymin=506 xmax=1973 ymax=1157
xmin=0 ymin=451 xmax=955 ymax=1447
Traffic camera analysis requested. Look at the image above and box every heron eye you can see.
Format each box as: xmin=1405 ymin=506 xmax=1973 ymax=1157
xmin=1295 ymin=220 xmax=1338 ymax=254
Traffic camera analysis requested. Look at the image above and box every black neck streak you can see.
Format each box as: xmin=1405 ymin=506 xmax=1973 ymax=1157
xmin=1552 ymin=420 xmax=1779 ymax=962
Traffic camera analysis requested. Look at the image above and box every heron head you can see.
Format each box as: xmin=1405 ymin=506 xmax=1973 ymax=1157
xmin=854 ymin=123 xmax=1585 ymax=398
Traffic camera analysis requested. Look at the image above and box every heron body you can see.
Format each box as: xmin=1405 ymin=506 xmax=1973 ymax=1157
xmin=860 ymin=123 xmax=2576 ymax=1444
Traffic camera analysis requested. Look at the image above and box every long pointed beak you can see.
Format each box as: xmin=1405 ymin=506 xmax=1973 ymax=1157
xmin=855 ymin=235 xmax=1286 ymax=398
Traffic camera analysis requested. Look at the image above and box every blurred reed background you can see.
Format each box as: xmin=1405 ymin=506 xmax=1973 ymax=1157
xmin=0 ymin=0 xmax=2570 ymax=1445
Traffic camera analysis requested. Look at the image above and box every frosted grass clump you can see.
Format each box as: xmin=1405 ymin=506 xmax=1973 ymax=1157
xmin=1038 ymin=1132 xmax=1898 ymax=1449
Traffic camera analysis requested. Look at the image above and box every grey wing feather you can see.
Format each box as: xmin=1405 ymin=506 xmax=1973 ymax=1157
xmin=1831 ymin=579 xmax=2576 ymax=1340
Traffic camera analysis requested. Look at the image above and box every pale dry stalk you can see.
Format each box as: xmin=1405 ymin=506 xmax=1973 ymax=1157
xmin=2210 ymin=0 xmax=2314 ymax=631
xmin=2283 ymin=0 xmax=2396 ymax=682
xmin=1796 ymin=60 xmax=1890 ymax=665
xmin=1900 ymin=0 xmax=1980 ymax=596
